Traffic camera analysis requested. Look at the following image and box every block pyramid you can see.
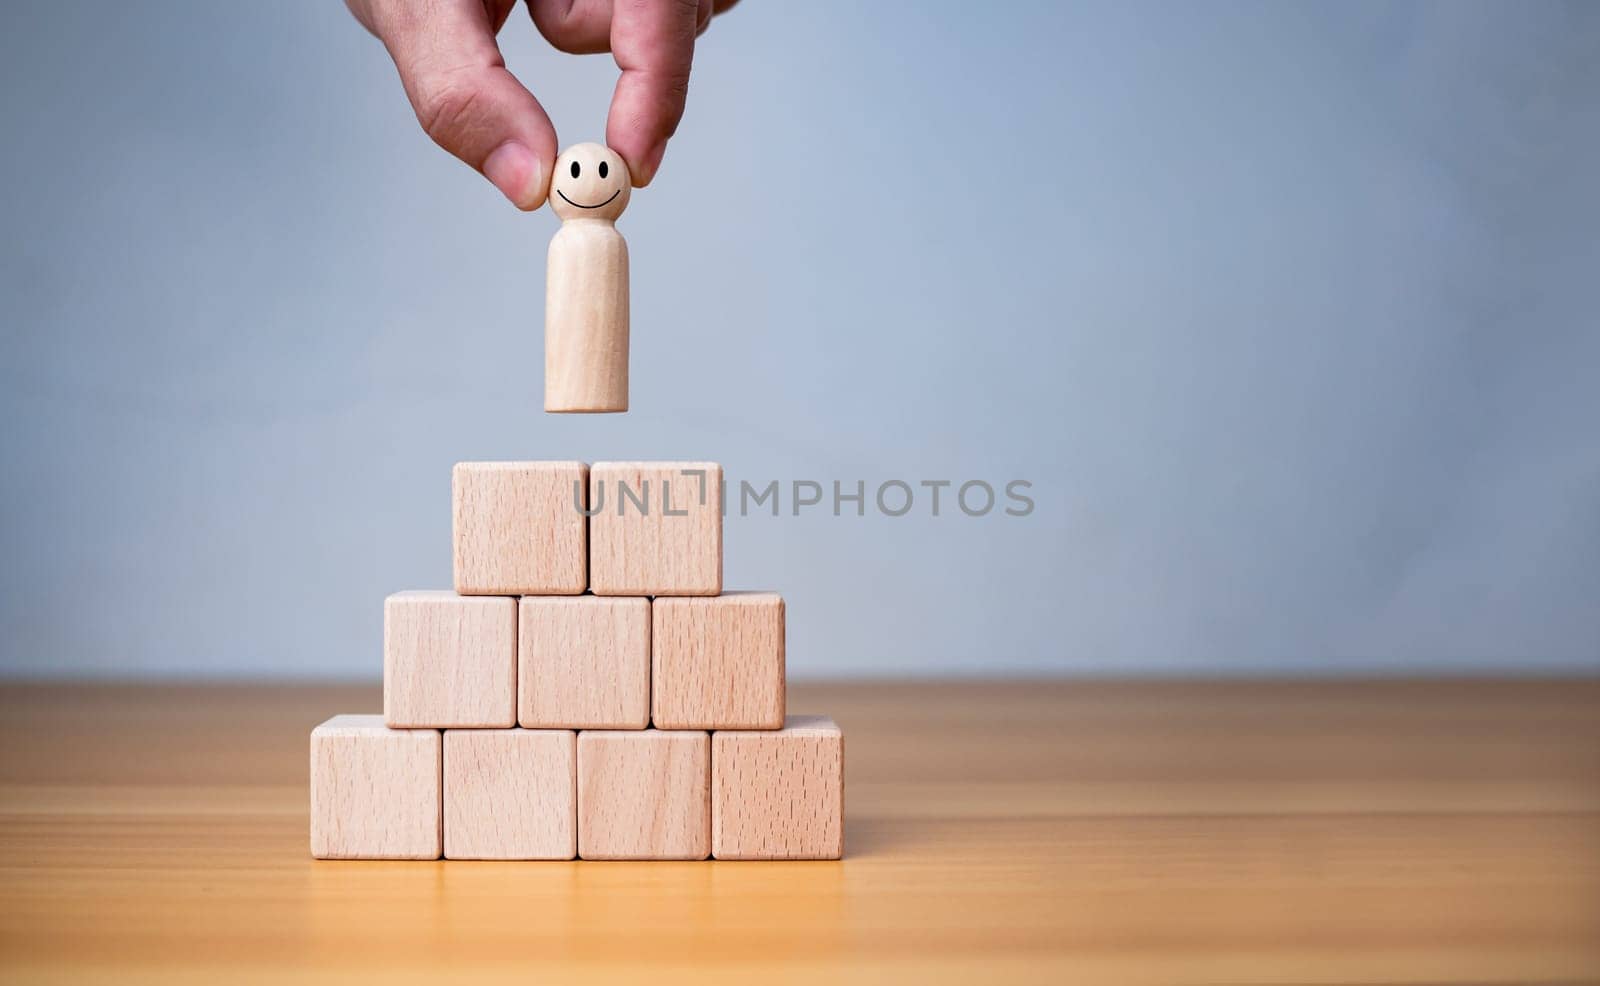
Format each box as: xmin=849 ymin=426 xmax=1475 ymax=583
xmin=310 ymin=461 xmax=844 ymax=860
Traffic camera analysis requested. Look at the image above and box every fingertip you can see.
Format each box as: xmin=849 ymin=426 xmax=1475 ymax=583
xmin=527 ymin=145 xmax=555 ymax=210
xmin=604 ymin=123 xmax=666 ymax=188
xmin=633 ymin=142 xmax=667 ymax=187
xmin=483 ymin=141 xmax=547 ymax=210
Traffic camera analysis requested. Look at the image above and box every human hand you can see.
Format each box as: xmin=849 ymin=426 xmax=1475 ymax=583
xmin=346 ymin=0 xmax=738 ymax=210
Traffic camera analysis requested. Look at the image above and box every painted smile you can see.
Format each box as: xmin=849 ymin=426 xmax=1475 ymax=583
xmin=557 ymin=188 xmax=621 ymax=210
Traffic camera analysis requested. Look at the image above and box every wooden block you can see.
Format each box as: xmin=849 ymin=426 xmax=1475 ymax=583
xmin=310 ymin=715 xmax=441 ymax=860
xmin=577 ymin=730 xmax=709 ymax=860
xmin=712 ymin=715 xmax=844 ymax=860
xmin=589 ymin=462 xmax=721 ymax=596
xmin=519 ymin=596 xmax=650 ymax=729
xmin=443 ymin=729 xmax=576 ymax=859
xmin=453 ymin=461 xmax=588 ymax=595
xmin=652 ymin=592 xmax=784 ymax=730
xmin=546 ymin=143 xmax=631 ymax=413
xmin=384 ymin=591 xmax=516 ymax=728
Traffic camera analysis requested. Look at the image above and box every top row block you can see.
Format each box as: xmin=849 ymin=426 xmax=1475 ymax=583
xmin=453 ymin=461 xmax=723 ymax=597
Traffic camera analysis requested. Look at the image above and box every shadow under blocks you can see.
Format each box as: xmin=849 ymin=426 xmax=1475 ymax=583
xmin=310 ymin=461 xmax=844 ymax=861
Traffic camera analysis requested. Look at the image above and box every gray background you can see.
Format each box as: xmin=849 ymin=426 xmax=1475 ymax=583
xmin=2 ymin=1 xmax=1597 ymax=679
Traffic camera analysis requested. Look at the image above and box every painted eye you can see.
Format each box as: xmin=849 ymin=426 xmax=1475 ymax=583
xmin=598 ymin=161 xmax=609 ymax=179
xmin=570 ymin=161 xmax=581 ymax=178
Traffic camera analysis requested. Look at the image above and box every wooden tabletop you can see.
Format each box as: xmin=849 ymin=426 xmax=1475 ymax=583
xmin=2 ymin=679 xmax=1597 ymax=983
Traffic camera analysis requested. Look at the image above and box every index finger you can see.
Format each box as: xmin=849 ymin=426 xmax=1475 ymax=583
xmin=606 ymin=0 xmax=702 ymax=186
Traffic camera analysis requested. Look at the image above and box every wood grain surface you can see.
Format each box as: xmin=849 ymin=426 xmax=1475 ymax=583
xmin=653 ymin=592 xmax=785 ymax=729
xmin=588 ymin=462 xmax=722 ymax=596
xmin=452 ymin=461 xmax=588 ymax=595
xmin=309 ymin=715 xmax=440 ymax=860
xmin=2 ymin=679 xmax=1598 ymax=983
xmin=519 ymin=595 xmax=651 ymax=730
xmin=577 ymin=729 xmax=711 ymax=860
xmin=443 ymin=728 xmax=575 ymax=860
xmin=384 ymin=591 xmax=516 ymax=728
xmin=713 ymin=714 xmax=842 ymax=860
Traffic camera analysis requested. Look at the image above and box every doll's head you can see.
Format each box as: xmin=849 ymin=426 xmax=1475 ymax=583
xmin=549 ymin=143 xmax=631 ymax=221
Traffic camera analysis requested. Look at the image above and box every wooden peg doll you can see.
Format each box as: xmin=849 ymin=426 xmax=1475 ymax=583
xmin=544 ymin=143 xmax=632 ymax=413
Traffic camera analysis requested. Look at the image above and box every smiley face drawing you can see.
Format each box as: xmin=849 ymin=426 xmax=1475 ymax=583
xmin=549 ymin=143 xmax=631 ymax=222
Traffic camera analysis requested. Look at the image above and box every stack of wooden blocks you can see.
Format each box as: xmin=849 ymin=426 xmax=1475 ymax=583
xmin=309 ymin=461 xmax=844 ymax=861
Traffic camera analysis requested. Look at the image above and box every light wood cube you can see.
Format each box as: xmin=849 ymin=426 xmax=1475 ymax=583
xmin=453 ymin=461 xmax=588 ymax=595
xmin=712 ymin=715 xmax=843 ymax=860
xmin=519 ymin=596 xmax=650 ymax=729
xmin=577 ymin=730 xmax=710 ymax=860
xmin=310 ymin=715 xmax=441 ymax=860
xmin=443 ymin=729 xmax=576 ymax=859
xmin=384 ymin=591 xmax=516 ymax=728
xmin=652 ymin=592 xmax=785 ymax=730
xmin=589 ymin=462 xmax=721 ymax=596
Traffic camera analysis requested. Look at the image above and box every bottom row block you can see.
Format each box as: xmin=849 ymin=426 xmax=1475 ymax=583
xmin=446 ymin=729 xmax=576 ymax=859
xmin=579 ymin=730 xmax=710 ymax=860
xmin=310 ymin=715 xmax=441 ymax=859
xmin=713 ymin=716 xmax=844 ymax=860
xmin=310 ymin=715 xmax=843 ymax=860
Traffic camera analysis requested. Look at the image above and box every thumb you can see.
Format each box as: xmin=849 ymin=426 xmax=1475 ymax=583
xmin=370 ymin=0 xmax=557 ymax=209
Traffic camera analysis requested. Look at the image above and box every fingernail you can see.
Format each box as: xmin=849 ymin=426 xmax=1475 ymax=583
xmin=483 ymin=141 xmax=542 ymax=210
xmin=636 ymin=142 xmax=667 ymax=186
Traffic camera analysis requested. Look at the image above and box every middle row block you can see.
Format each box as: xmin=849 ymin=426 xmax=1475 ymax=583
xmin=385 ymin=590 xmax=785 ymax=730
xmin=520 ymin=596 xmax=651 ymax=729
